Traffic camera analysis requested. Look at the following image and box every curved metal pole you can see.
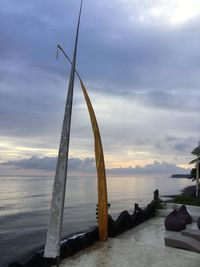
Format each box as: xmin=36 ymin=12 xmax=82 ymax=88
xmin=57 ymin=45 xmax=81 ymax=80
xmin=44 ymin=0 xmax=83 ymax=259
xmin=57 ymin=45 xmax=108 ymax=241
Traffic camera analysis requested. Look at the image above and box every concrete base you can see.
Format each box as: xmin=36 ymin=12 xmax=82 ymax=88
xmin=55 ymin=217 xmax=200 ymax=267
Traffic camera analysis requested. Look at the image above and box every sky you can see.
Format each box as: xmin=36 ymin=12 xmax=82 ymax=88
xmin=0 ymin=0 xmax=200 ymax=174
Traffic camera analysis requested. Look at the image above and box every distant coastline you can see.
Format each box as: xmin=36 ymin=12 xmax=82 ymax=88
xmin=170 ymin=174 xmax=190 ymax=178
xmin=163 ymin=185 xmax=196 ymax=199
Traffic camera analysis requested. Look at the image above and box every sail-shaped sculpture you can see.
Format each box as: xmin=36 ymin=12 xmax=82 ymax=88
xmin=79 ymin=80 xmax=108 ymax=241
xmin=56 ymin=45 xmax=108 ymax=241
xmin=44 ymin=0 xmax=83 ymax=259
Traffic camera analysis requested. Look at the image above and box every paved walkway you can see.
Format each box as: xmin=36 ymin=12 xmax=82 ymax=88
xmin=55 ymin=217 xmax=200 ymax=267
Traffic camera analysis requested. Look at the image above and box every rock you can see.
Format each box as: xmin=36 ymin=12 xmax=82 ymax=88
xmin=8 ymin=262 xmax=24 ymax=267
xmin=25 ymin=253 xmax=54 ymax=267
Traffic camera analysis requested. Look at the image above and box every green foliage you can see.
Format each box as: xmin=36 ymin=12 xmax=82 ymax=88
xmin=189 ymin=158 xmax=198 ymax=164
xmin=173 ymin=195 xmax=200 ymax=206
xmin=189 ymin=168 xmax=197 ymax=180
xmin=189 ymin=143 xmax=200 ymax=163
xmin=156 ymin=201 xmax=167 ymax=209
xmin=191 ymin=146 xmax=200 ymax=156
xmin=189 ymin=156 xmax=200 ymax=165
xmin=188 ymin=142 xmax=200 ymax=181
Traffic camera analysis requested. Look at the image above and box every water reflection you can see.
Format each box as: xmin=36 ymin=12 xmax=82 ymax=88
xmin=0 ymin=174 xmax=193 ymax=216
xmin=0 ymin=174 xmax=194 ymax=267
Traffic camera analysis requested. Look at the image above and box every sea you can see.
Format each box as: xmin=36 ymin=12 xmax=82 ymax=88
xmin=0 ymin=174 xmax=193 ymax=267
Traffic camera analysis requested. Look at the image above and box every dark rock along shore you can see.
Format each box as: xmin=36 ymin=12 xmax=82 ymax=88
xmin=164 ymin=185 xmax=196 ymax=199
xmin=180 ymin=185 xmax=196 ymax=196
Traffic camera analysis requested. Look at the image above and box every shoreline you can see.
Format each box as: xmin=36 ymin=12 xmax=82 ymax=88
xmin=163 ymin=185 xmax=196 ymax=199
xmin=180 ymin=185 xmax=196 ymax=196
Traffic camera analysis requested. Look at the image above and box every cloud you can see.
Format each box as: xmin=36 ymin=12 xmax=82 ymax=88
xmin=1 ymin=156 xmax=57 ymax=171
xmin=108 ymin=160 xmax=190 ymax=175
xmin=0 ymin=0 xmax=200 ymax=169
xmin=134 ymin=90 xmax=200 ymax=113
xmin=0 ymin=155 xmax=96 ymax=173
xmin=173 ymin=143 xmax=191 ymax=153
xmin=0 ymin=156 xmax=190 ymax=176
xmin=1 ymin=0 xmax=200 ymax=92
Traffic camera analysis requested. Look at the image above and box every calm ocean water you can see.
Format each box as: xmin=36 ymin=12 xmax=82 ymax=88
xmin=0 ymin=174 xmax=193 ymax=266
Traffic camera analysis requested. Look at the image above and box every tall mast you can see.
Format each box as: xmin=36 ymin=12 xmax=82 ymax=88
xmin=44 ymin=0 xmax=83 ymax=259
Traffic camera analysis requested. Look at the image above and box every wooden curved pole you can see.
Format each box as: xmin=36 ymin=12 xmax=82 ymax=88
xmin=79 ymin=79 xmax=108 ymax=241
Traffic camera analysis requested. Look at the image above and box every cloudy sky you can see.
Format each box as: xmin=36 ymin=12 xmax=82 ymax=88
xmin=0 ymin=0 xmax=200 ymax=173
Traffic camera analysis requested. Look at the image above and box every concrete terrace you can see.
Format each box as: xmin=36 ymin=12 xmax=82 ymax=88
xmin=55 ymin=215 xmax=200 ymax=267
